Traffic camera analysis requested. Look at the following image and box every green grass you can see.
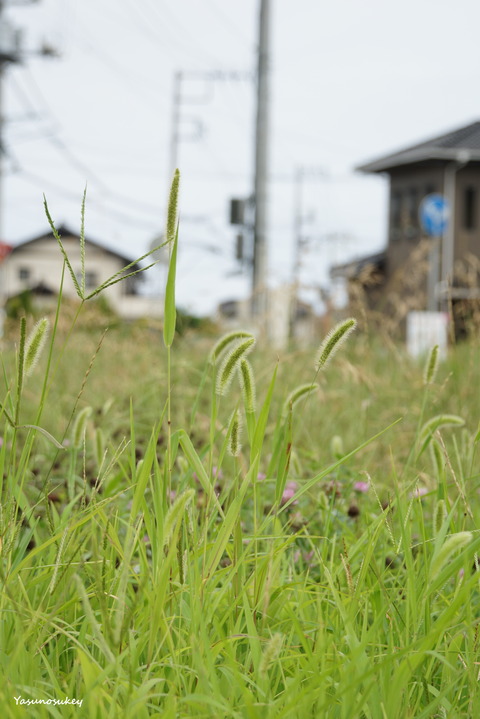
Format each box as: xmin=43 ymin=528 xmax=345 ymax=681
xmin=1 ymin=185 xmax=480 ymax=718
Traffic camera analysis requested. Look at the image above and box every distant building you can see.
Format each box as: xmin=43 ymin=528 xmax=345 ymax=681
xmin=0 ymin=225 xmax=162 ymax=320
xmin=332 ymin=121 xmax=480 ymax=332
xmin=217 ymin=285 xmax=318 ymax=348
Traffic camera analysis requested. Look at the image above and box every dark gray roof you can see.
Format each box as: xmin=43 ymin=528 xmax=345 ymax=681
xmin=13 ymin=224 xmax=140 ymax=269
xmin=357 ymin=121 xmax=480 ymax=173
xmin=330 ymin=251 xmax=386 ymax=280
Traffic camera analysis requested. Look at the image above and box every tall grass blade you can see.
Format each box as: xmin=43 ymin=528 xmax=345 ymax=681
xmin=44 ymin=196 xmax=84 ymax=299
xmin=163 ymin=226 xmax=179 ymax=349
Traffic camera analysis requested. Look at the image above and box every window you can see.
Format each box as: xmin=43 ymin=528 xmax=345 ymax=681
xmin=18 ymin=267 xmax=30 ymax=281
xmin=123 ymin=275 xmax=137 ymax=296
xmin=391 ymin=191 xmax=402 ymax=229
xmin=76 ymin=270 xmax=98 ymax=289
xmin=464 ymin=186 xmax=476 ymax=230
xmin=84 ymin=271 xmax=98 ymax=289
xmin=407 ymin=188 xmax=418 ymax=225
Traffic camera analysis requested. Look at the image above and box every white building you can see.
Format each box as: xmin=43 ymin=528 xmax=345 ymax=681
xmin=0 ymin=226 xmax=163 ymax=320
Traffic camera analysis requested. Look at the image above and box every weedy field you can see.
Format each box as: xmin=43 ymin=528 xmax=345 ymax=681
xmin=1 ymin=176 xmax=480 ymax=718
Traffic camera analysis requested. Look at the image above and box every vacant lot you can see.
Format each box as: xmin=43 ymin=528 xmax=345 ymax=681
xmin=1 ymin=308 xmax=479 ymax=718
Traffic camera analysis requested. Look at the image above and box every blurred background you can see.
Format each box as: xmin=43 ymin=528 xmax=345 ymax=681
xmin=1 ymin=0 xmax=480 ymax=321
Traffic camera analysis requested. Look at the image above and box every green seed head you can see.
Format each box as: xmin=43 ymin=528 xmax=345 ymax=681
xmin=163 ymin=489 xmax=194 ymax=550
xmin=430 ymin=438 xmax=445 ymax=477
xmin=423 ymin=344 xmax=439 ymax=385
xmin=228 ymin=408 xmax=242 ymax=457
xmin=433 ymin=499 xmax=448 ymax=538
xmin=239 ymin=358 xmax=256 ymax=414
xmin=216 ymin=338 xmax=255 ymax=396
xmin=430 ymin=531 xmax=472 ymax=581
xmin=420 ymin=414 xmax=465 ymax=449
xmin=331 ymin=434 xmax=344 ymax=458
xmin=315 ymin=318 xmax=357 ymax=371
xmin=259 ymin=633 xmax=283 ymax=677
xmin=282 ymin=383 xmax=319 ymax=420
xmin=24 ymin=318 xmax=49 ymax=377
xmin=209 ymin=330 xmax=254 ymax=365
xmin=166 ymin=169 xmax=180 ymax=245
xmin=94 ymin=427 xmax=105 ymax=470
xmin=72 ymin=406 xmax=92 ymax=449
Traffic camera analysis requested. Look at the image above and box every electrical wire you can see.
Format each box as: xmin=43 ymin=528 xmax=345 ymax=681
xmin=135 ymin=0 xmax=226 ymax=69
xmin=208 ymin=0 xmax=255 ymax=51
xmin=10 ymin=68 xmax=166 ymax=218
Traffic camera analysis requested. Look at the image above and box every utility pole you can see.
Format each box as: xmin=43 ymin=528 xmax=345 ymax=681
xmin=290 ymin=166 xmax=327 ymax=339
xmin=0 ymin=0 xmax=23 ymax=241
xmin=167 ymin=70 xmax=252 ymax=194
xmin=0 ymin=0 xmax=54 ymax=243
xmin=251 ymin=0 xmax=271 ymax=322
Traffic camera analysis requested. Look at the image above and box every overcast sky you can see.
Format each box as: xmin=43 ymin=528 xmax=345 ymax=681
xmin=3 ymin=0 xmax=480 ymax=314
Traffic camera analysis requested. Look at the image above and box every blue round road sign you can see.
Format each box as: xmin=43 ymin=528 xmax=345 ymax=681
xmin=419 ymin=193 xmax=449 ymax=236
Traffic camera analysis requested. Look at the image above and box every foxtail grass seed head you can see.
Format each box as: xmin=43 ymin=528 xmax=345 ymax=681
xmin=216 ymin=337 xmax=255 ymax=396
xmin=430 ymin=438 xmax=445 ymax=477
xmin=420 ymin=414 xmax=465 ymax=448
xmin=228 ymin=409 xmax=242 ymax=457
xmin=282 ymin=383 xmax=319 ymax=420
xmin=94 ymin=427 xmax=105 ymax=470
xmin=166 ymin=169 xmax=180 ymax=245
xmin=423 ymin=344 xmax=439 ymax=385
xmin=433 ymin=499 xmax=448 ymax=538
xmin=315 ymin=317 xmax=357 ymax=371
xmin=209 ymin=330 xmax=254 ymax=365
xmin=72 ymin=406 xmax=92 ymax=449
xmin=259 ymin=633 xmax=283 ymax=677
xmin=341 ymin=552 xmax=354 ymax=595
xmin=24 ymin=318 xmax=49 ymax=377
xmin=239 ymin=358 xmax=256 ymax=413
xmin=330 ymin=434 xmax=344 ymax=459
xmin=429 ymin=531 xmax=472 ymax=581
xmin=163 ymin=489 xmax=194 ymax=550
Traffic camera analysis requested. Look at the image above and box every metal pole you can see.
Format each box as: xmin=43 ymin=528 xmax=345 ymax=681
xmin=251 ymin=0 xmax=270 ymax=321
xmin=442 ymin=154 xmax=469 ymax=307
xmin=442 ymin=163 xmax=456 ymax=299
xmin=427 ymin=236 xmax=440 ymax=311
xmin=0 ymin=0 xmax=5 ymax=244
xmin=0 ymin=63 xmax=4 ymax=244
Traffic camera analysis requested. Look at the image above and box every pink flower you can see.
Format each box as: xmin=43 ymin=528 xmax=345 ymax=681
xmin=257 ymin=472 xmax=266 ymax=480
xmin=281 ymin=480 xmax=298 ymax=506
xmin=354 ymin=481 xmax=369 ymax=493
xmin=410 ymin=486 xmax=428 ymax=499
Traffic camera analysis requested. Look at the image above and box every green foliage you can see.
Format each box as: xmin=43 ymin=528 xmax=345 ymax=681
xmin=1 ymin=191 xmax=480 ymax=719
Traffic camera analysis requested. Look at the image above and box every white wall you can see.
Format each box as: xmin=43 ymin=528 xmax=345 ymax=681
xmin=0 ymin=235 xmax=162 ymax=319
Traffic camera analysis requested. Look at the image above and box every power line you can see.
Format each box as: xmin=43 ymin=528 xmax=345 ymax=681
xmin=8 ymin=68 xmax=165 ymax=219
xmin=208 ymin=0 xmax=255 ymax=50
xmin=68 ymin=16 xmax=170 ymax=102
xmin=139 ymin=0 xmax=228 ymax=68
xmin=9 ymin=164 xmax=160 ymax=231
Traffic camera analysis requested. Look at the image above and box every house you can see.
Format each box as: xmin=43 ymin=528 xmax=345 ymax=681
xmin=0 ymin=225 xmax=163 ymax=320
xmin=331 ymin=121 xmax=480 ymax=333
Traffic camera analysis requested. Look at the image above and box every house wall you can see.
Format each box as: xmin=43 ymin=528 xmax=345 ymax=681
xmin=2 ymin=235 xmax=132 ymax=307
xmin=386 ymin=163 xmax=480 ymax=274
xmin=453 ymin=166 xmax=480 ymax=262
xmin=386 ymin=164 xmax=445 ymax=278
